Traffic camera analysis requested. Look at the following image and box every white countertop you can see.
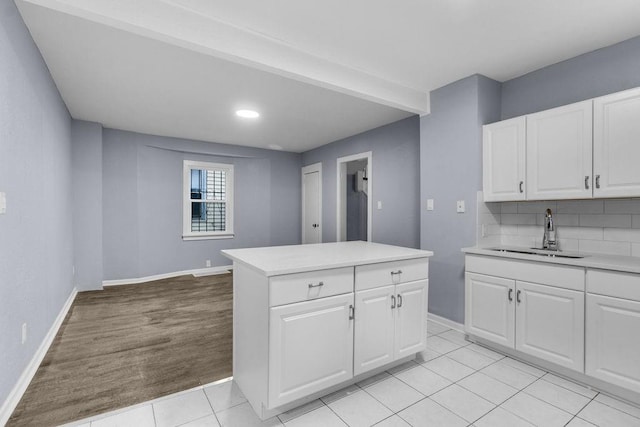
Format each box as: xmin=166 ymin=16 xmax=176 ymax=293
xmin=222 ymin=241 xmax=434 ymax=276
xmin=463 ymin=246 xmax=640 ymax=274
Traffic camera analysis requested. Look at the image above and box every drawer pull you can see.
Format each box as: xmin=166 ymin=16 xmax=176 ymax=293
xmin=390 ymin=270 xmax=402 ymax=275
xmin=349 ymin=304 xmax=355 ymax=320
xmin=397 ymin=294 xmax=403 ymax=308
xmin=391 ymin=295 xmax=396 ymax=309
xmin=308 ymin=281 xmax=324 ymax=289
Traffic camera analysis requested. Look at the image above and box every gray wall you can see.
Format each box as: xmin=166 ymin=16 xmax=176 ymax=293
xmin=0 ymin=0 xmax=74 ymax=407
xmin=420 ymin=75 xmax=501 ymax=323
xmin=302 ymin=116 xmax=421 ymax=248
xmin=102 ymin=129 xmax=302 ymax=280
xmin=502 ymin=35 xmax=640 ymax=119
xmin=71 ymin=120 xmax=103 ymax=290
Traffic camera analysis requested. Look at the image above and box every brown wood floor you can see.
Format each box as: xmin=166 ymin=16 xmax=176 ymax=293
xmin=7 ymin=273 xmax=233 ymax=427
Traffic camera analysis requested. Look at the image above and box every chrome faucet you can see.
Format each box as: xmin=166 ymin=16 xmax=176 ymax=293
xmin=542 ymin=208 xmax=558 ymax=251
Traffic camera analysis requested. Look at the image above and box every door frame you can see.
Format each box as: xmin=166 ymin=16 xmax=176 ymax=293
xmin=336 ymin=151 xmax=372 ymax=242
xmin=301 ymin=162 xmax=322 ymax=244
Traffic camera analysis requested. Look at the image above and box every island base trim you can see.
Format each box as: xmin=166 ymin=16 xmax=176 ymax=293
xmin=249 ymin=355 xmax=416 ymax=420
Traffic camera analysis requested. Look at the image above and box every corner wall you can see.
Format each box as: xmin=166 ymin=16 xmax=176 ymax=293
xmin=420 ymin=75 xmax=501 ymax=323
xmin=71 ymin=120 xmax=103 ymax=290
xmin=0 ymin=0 xmax=73 ymax=409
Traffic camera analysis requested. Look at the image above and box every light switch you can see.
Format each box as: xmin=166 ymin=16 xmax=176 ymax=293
xmin=456 ymin=200 xmax=465 ymax=213
xmin=426 ymin=199 xmax=434 ymax=211
xmin=0 ymin=192 xmax=6 ymax=214
xmin=377 ymin=201 xmax=382 ymax=210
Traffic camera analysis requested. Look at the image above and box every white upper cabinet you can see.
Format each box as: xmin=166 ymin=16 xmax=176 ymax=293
xmin=526 ymin=100 xmax=593 ymax=200
xmin=593 ymin=87 xmax=640 ymax=198
xmin=483 ymin=117 xmax=526 ymax=202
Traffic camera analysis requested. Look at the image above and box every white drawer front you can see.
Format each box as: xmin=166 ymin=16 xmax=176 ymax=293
xmin=355 ymin=258 xmax=429 ymax=291
xmin=269 ymin=267 xmax=353 ymax=307
xmin=587 ymin=269 xmax=640 ymax=302
xmin=465 ymin=255 xmax=584 ymax=292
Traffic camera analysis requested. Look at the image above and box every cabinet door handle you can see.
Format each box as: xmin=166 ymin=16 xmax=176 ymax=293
xmin=516 ymin=290 xmax=522 ymax=304
xmin=397 ymin=294 xmax=403 ymax=308
xmin=308 ymin=281 xmax=324 ymax=289
xmin=508 ymin=288 xmax=513 ymax=302
xmin=349 ymin=304 xmax=355 ymax=320
xmin=519 ymin=181 xmax=524 ymax=193
xmin=390 ymin=270 xmax=402 ymax=276
xmin=585 ymin=176 xmax=590 ymax=190
xmin=391 ymin=295 xmax=396 ymax=309
xmin=595 ymin=175 xmax=601 ymax=189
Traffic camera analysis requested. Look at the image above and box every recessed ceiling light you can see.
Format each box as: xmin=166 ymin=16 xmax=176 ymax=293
xmin=236 ymin=109 xmax=260 ymax=118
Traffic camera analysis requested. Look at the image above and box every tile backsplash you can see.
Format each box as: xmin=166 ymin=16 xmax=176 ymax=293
xmin=476 ymin=192 xmax=640 ymax=257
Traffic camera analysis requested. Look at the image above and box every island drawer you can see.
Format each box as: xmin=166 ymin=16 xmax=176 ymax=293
xmin=355 ymin=258 xmax=429 ymax=291
xmin=269 ymin=267 xmax=354 ymax=306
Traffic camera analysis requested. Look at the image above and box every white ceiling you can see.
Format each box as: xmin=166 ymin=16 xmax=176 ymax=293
xmin=16 ymin=0 xmax=640 ymax=152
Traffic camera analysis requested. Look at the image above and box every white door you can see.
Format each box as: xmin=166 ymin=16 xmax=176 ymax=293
xmin=395 ymin=280 xmax=428 ymax=359
xmin=526 ymin=100 xmax=593 ymax=200
xmin=515 ymin=281 xmax=584 ymax=372
xmin=593 ymin=87 xmax=640 ymax=198
xmin=268 ymin=293 xmax=353 ymax=407
xmin=465 ymin=273 xmax=515 ymax=348
xmin=302 ymin=164 xmax=321 ymax=244
xmin=354 ymin=285 xmax=395 ymax=376
xmin=586 ymin=294 xmax=640 ymax=393
xmin=483 ymin=116 xmax=527 ymax=201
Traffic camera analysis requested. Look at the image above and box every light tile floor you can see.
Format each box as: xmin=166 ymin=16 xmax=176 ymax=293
xmin=63 ymin=320 xmax=640 ymax=427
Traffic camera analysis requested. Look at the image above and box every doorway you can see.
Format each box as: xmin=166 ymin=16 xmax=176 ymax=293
xmin=337 ymin=152 xmax=372 ymax=242
xmin=301 ymin=163 xmax=322 ymax=244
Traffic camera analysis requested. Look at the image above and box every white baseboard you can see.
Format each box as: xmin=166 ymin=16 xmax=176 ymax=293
xmin=102 ymin=265 xmax=233 ymax=287
xmin=427 ymin=312 xmax=464 ymax=332
xmin=0 ymin=287 xmax=78 ymax=426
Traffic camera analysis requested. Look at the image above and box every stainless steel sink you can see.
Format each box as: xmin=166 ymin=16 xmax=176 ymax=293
xmin=487 ymin=247 xmax=586 ymax=259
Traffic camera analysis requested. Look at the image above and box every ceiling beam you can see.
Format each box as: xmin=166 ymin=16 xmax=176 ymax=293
xmin=19 ymin=0 xmax=430 ymax=114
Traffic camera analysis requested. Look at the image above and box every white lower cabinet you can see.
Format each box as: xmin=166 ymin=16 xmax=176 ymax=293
xmin=515 ymin=281 xmax=584 ymax=371
xmin=586 ymin=294 xmax=640 ymax=394
xmin=354 ymin=280 xmax=427 ymax=376
xmin=465 ymin=257 xmax=584 ymax=373
xmin=269 ymin=293 xmax=354 ymax=407
xmin=465 ymin=273 xmax=515 ymax=348
xmin=586 ymin=269 xmax=640 ymax=394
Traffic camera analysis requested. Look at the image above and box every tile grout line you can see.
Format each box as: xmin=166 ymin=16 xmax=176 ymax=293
xmin=564 ymin=392 xmax=600 ymax=426
xmin=201 ymin=387 xmax=224 ymax=427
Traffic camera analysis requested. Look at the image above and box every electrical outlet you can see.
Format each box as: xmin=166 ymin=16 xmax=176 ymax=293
xmin=22 ymin=323 xmax=27 ymax=344
xmin=206 ymin=260 xmax=211 ymax=268
xmin=457 ymin=200 xmax=465 ymax=213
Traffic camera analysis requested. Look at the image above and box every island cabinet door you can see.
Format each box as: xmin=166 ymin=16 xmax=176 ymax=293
xmin=354 ymin=285 xmax=395 ymax=376
xmin=268 ymin=293 xmax=354 ymax=408
xmin=395 ymin=280 xmax=428 ymax=359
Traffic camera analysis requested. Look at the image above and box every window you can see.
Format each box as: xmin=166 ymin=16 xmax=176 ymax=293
xmin=183 ymin=160 xmax=234 ymax=240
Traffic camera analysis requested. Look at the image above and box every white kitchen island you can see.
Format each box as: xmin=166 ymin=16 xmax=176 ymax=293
xmin=222 ymin=241 xmax=433 ymax=419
